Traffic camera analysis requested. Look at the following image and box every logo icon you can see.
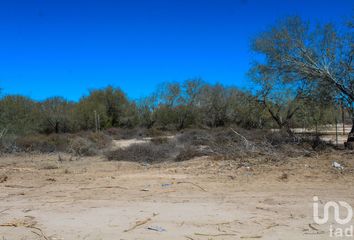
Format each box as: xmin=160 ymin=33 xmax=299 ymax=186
xmin=313 ymin=196 xmax=353 ymax=225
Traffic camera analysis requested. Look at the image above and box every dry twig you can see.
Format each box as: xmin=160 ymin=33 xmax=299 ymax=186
xmin=0 ymin=208 xmax=10 ymax=214
xmin=195 ymin=232 xmax=237 ymax=237
xmin=230 ymin=128 xmax=255 ymax=151
xmin=124 ymin=213 xmax=158 ymax=232
xmin=124 ymin=218 xmax=152 ymax=232
xmin=0 ymin=218 xmax=48 ymax=240
xmin=4 ymin=185 xmax=36 ymax=189
xmin=177 ymin=181 xmax=207 ymax=192
xmin=80 ymin=185 xmax=128 ymax=190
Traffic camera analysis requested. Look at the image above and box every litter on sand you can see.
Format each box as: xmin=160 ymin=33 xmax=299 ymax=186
xmin=161 ymin=183 xmax=172 ymax=188
xmin=332 ymin=161 xmax=344 ymax=170
xmin=147 ymin=226 xmax=166 ymax=232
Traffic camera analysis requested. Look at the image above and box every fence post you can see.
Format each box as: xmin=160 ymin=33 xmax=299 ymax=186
xmin=335 ymin=118 xmax=338 ymax=146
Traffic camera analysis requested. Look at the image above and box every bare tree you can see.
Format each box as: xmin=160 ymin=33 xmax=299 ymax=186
xmin=198 ymin=84 xmax=230 ymax=127
xmin=155 ymin=79 xmax=204 ymax=130
xmin=176 ymin=79 xmax=204 ymax=130
xmin=137 ymin=94 xmax=158 ymax=129
xmin=251 ymin=16 xmax=353 ymax=141
xmin=250 ymin=64 xmax=308 ymax=135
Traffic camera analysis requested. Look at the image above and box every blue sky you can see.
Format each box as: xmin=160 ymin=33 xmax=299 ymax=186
xmin=0 ymin=0 xmax=352 ymax=101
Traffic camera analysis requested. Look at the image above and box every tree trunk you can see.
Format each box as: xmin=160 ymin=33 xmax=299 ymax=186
xmin=147 ymin=120 xmax=155 ymax=129
xmin=55 ymin=122 xmax=59 ymax=134
xmin=350 ymin=113 xmax=354 ymax=134
xmin=348 ymin=116 xmax=354 ymax=140
xmin=345 ymin=113 xmax=354 ymax=148
xmin=283 ymin=122 xmax=294 ymax=137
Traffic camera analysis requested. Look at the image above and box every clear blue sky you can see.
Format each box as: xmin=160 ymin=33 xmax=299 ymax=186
xmin=0 ymin=0 xmax=352 ymax=101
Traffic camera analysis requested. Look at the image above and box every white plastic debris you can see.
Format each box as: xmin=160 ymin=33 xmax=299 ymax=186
xmin=332 ymin=161 xmax=344 ymax=170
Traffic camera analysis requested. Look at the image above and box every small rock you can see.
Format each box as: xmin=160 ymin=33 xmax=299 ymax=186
xmin=279 ymin=173 xmax=288 ymax=181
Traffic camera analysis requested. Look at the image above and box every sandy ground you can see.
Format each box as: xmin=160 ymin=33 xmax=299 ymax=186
xmin=0 ymin=149 xmax=354 ymax=240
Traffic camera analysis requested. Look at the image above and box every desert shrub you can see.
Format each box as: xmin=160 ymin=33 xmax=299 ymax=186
xmin=213 ymin=128 xmax=243 ymax=143
xmin=177 ymin=129 xmax=213 ymax=146
xmin=0 ymin=134 xmax=18 ymax=153
xmin=105 ymin=127 xmax=168 ymax=140
xmin=66 ymin=131 xmax=112 ymax=156
xmin=40 ymin=163 xmax=59 ymax=170
xmin=175 ymin=145 xmax=212 ymax=162
xmin=0 ymin=131 xmax=112 ymax=155
xmin=150 ymin=137 xmax=169 ymax=144
xmin=105 ymin=128 xmax=121 ymax=137
xmin=79 ymin=131 xmax=112 ymax=149
xmin=303 ymin=135 xmax=333 ymax=151
xmin=175 ymin=128 xmax=327 ymax=162
xmin=144 ymin=128 xmax=167 ymax=137
xmin=106 ymin=141 xmax=177 ymax=163
xmin=105 ymin=128 xmax=144 ymax=139
xmin=67 ymin=136 xmax=97 ymax=156
xmin=264 ymin=131 xmax=299 ymax=146
xmin=175 ymin=129 xmax=249 ymax=160
xmin=7 ymin=134 xmax=70 ymax=153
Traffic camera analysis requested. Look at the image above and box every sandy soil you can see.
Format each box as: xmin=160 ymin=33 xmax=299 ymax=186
xmin=0 ymin=149 xmax=353 ymax=240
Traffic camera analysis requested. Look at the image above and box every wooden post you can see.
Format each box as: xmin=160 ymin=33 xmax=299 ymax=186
xmin=97 ymin=114 xmax=101 ymax=132
xmin=342 ymin=104 xmax=345 ymax=135
xmin=335 ymin=118 xmax=338 ymax=146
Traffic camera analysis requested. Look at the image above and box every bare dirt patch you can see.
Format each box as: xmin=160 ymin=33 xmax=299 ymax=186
xmin=0 ymin=150 xmax=353 ymax=239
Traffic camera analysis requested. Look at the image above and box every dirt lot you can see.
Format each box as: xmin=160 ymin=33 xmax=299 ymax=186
xmin=0 ymin=150 xmax=353 ymax=240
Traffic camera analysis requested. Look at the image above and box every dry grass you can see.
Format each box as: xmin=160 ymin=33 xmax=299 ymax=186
xmin=0 ymin=131 xmax=112 ymax=156
xmin=106 ymin=140 xmax=178 ymax=163
xmin=105 ymin=127 xmax=338 ymax=164
xmin=105 ymin=127 xmax=168 ymax=140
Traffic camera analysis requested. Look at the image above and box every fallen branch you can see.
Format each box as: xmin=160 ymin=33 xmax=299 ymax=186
xmin=177 ymin=181 xmax=207 ymax=192
xmin=80 ymin=185 xmax=129 ymax=190
xmin=124 ymin=217 xmax=152 ymax=232
xmin=256 ymin=206 xmax=278 ymax=213
xmin=0 ymin=208 xmax=10 ymax=214
xmin=185 ymin=236 xmax=195 ymax=240
xmin=4 ymin=184 xmax=36 ymax=189
xmin=266 ymin=223 xmax=280 ymax=229
xmin=0 ymin=220 xmax=48 ymax=240
xmin=195 ymin=232 xmax=237 ymax=237
xmin=30 ymin=227 xmax=49 ymax=240
xmin=308 ymin=223 xmax=319 ymax=231
xmin=124 ymin=213 xmax=158 ymax=232
xmin=0 ymin=128 xmax=8 ymax=140
xmin=230 ymin=128 xmax=255 ymax=151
